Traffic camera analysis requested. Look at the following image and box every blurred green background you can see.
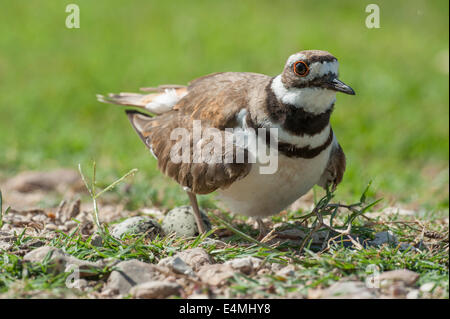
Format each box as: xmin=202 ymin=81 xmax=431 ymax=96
xmin=0 ymin=0 xmax=448 ymax=211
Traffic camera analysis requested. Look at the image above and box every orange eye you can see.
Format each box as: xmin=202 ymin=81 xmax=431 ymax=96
xmin=293 ymin=61 xmax=309 ymax=77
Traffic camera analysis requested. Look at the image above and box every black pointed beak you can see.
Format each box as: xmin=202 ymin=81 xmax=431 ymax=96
xmin=326 ymin=78 xmax=355 ymax=95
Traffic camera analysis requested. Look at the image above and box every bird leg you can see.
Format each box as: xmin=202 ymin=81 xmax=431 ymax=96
xmin=255 ymin=217 xmax=268 ymax=241
xmin=187 ymin=191 xmax=206 ymax=234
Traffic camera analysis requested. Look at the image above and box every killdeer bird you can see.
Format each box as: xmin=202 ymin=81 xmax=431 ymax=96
xmin=97 ymin=50 xmax=355 ymax=239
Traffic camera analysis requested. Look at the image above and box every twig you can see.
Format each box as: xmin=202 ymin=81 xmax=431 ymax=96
xmin=208 ymin=213 xmax=272 ymax=249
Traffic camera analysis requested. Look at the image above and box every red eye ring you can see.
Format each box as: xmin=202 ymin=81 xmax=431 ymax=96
xmin=293 ymin=61 xmax=309 ymax=77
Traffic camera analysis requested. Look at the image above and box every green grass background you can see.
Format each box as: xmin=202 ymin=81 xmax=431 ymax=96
xmin=0 ymin=0 xmax=448 ymax=210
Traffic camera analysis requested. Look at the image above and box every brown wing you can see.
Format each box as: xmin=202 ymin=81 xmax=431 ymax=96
xmin=318 ymin=141 xmax=346 ymax=191
xmin=125 ymin=72 xmax=271 ymax=194
xmin=177 ymin=72 xmax=269 ymax=129
xmin=126 ymin=110 xmax=251 ymax=194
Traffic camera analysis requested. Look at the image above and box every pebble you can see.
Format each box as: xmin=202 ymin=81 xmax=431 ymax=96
xmin=130 ymin=281 xmax=182 ymax=299
xmin=90 ymin=234 xmax=103 ymax=247
xmin=225 ymin=256 xmax=263 ymax=275
xmin=70 ymin=279 xmax=89 ymax=290
xmin=103 ymin=259 xmax=161 ymax=295
xmin=158 ymin=256 xmax=195 ymax=277
xmin=58 ymin=199 xmax=81 ymax=224
xmin=171 ymin=248 xmax=213 ymax=271
xmin=197 ymin=263 xmax=235 ymax=286
xmin=161 ymin=206 xmax=211 ymax=237
xmin=64 ymin=220 xmax=79 ymax=229
xmin=23 ymin=246 xmax=104 ymax=276
xmin=44 ymin=223 xmax=58 ymax=231
xmin=406 ymin=289 xmax=420 ymax=299
xmin=317 ymin=281 xmax=376 ymax=299
xmin=0 ymin=240 xmax=12 ymax=251
xmin=419 ymin=282 xmax=435 ymax=293
xmin=378 ymin=269 xmax=419 ymax=286
xmin=369 ymin=231 xmax=398 ymax=247
xmin=110 ymin=216 xmax=163 ymax=240
xmin=275 ymin=265 xmax=296 ymax=277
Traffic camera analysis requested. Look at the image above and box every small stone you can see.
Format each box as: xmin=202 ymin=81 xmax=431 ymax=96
xmin=158 ymin=256 xmax=195 ymax=276
xmin=23 ymin=246 xmax=104 ymax=276
xmin=162 ymin=206 xmax=211 ymax=237
xmin=64 ymin=220 xmax=78 ymax=230
xmin=90 ymin=234 xmax=103 ymax=247
xmin=276 ymin=265 xmax=296 ymax=277
xmin=225 ymin=257 xmax=263 ymax=275
xmin=44 ymin=223 xmax=58 ymax=231
xmin=378 ymin=269 xmax=419 ymax=286
xmin=23 ymin=246 xmax=65 ymax=263
xmin=406 ymin=289 xmax=420 ymax=299
xmin=419 ymin=282 xmax=435 ymax=293
xmin=1 ymin=224 xmax=12 ymax=231
xmin=0 ymin=240 xmax=12 ymax=251
xmin=0 ymin=233 xmax=15 ymax=245
xmin=257 ymin=268 xmax=270 ymax=275
xmin=111 ymin=216 xmax=163 ymax=240
xmin=173 ymin=248 xmax=213 ymax=271
xmin=58 ymin=199 xmax=81 ymax=224
xmin=197 ymin=264 xmax=235 ymax=286
xmin=130 ymin=281 xmax=182 ymax=299
xmin=103 ymin=259 xmax=160 ymax=295
xmin=369 ymin=231 xmax=398 ymax=247
xmin=318 ymin=281 xmax=376 ymax=299
xmin=71 ymin=279 xmax=89 ymax=290
xmin=172 ymin=257 xmax=195 ymax=276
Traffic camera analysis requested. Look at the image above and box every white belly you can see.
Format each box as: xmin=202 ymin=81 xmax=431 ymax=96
xmin=216 ymin=143 xmax=332 ymax=217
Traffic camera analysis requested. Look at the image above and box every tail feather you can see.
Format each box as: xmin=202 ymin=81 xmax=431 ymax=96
xmin=96 ymin=92 xmax=157 ymax=108
xmin=97 ymin=87 xmax=187 ymax=115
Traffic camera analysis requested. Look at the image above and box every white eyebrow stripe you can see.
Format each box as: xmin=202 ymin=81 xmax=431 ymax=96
xmin=308 ymin=61 xmax=339 ymax=78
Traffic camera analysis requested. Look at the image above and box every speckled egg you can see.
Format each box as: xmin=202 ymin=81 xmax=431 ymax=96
xmin=162 ymin=206 xmax=212 ymax=237
xmin=111 ymin=216 xmax=164 ymax=239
